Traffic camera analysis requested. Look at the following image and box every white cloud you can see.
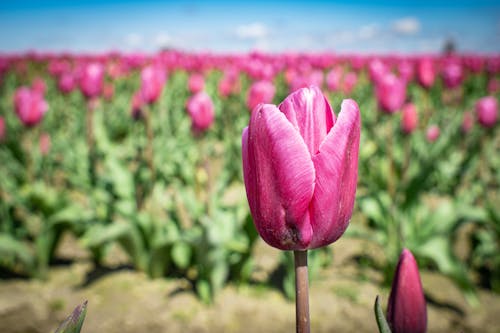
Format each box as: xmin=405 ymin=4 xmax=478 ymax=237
xmin=358 ymin=24 xmax=380 ymax=40
xmin=125 ymin=33 xmax=143 ymax=48
xmin=235 ymin=22 xmax=270 ymax=39
xmin=392 ymin=17 xmax=421 ymax=35
xmin=154 ymin=32 xmax=172 ymax=48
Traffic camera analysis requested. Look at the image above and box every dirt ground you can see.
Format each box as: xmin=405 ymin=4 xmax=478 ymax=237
xmin=1 ymin=234 xmax=499 ymax=333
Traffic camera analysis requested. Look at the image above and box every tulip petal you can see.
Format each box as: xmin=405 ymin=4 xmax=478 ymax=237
xmin=309 ymin=99 xmax=360 ymax=248
xmin=279 ymin=86 xmax=335 ymax=156
xmin=244 ymin=104 xmax=315 ymax=250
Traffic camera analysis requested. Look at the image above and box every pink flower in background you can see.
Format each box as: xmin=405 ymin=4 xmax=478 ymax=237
xmin=242 ymin=86 xmax=360 ymax=250
xmin=79 ymin=62 xmax=104 ymax=99
xmin=376 ymin=73 xmax=407 ymax=113
xmin=401 ymin=103 xmax=418 ymax=134
xmin=475 ymin=96 xmax=498 ymax=128
xmin=417 ymin=57 xmax=435 ymax=89
xmin=58 ymin=72 xmax=76 ymax=94
xmin=0 ymin=116 xmax=5 ymax=142
xmin=31 ymin=77 xmax=47 ymax=95
xmin=39 ymin=132 xmax=51 ymax=156
xmin=131 ymin=91 xmax=145 ymax=120
xmin=368 ymin=58 xmax=388 ymax=83
xmin=342 ymin=72 xmax=358 ymax=95
xmin=103 ymin=83 xmax=115 ymax=101
xmin=188 ymin=73 xmax=205 ymax=94
xmin=13 ymin=86 xmax=49 ymax=127
xmin=186 ymin=91 xmax=215 ymax=133
xmin=247 ymin=80 xmax=276 ymax=111
xmin=218 ymin=68 xmax=241 ymax=97
xmin=398 ymin=60 xmax=414 ymax=82
xmin=140 ymin=64 xmax=166 ymax=104
xmin=326 ymin=67 xmax=342 ymax=91
xmin=487 ymin=78 xmax=499 ymax=94
xmin=387 ymin=249 xmax=427 ymax=333
xmin=461 ymin=111 xmax=474 ymax=133
xmin=426 ymin=124 xmax=440 ymax=142
xmin=442 ymin=61 xmax=463 ymax=89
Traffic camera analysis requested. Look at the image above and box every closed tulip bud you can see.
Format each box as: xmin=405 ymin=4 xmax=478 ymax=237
xmin=376 ymin=73 xmax=407 ymax=113
xmin=140 ymin=65 xmax=166 ymax=104
xmin=417 ymin=57 xmax=435 ymax=89
xmin=186 ymin=91 xmax=215 ymax=133
xmin=426 ymin=125 xmax=440 ymax=142
xmin=475 ymin=96 xmax=498 ymax=128
xmin=247 ymin=80 xmax=276 ymax=112
xmin=442 ymin=61 xmax=463 ymax=89
xmin=242 ymin=86 xmax=360 ymax=250
xmin=131 ymin=91 xmax=145 ymax=120
xmin=387 ymin=249 xmax=427 ymax=333
xmin=401 ymin=103 xmax=418 ymax=134
xmin=188 ymin=73 xmax=205 ymax=94
xmin=58 ymin=72 xmax=76 ymax=94
xmin=80 ymin=62 xmax=104 ymax=99
xmin=13 ymin=87 xmax=49 ymax=127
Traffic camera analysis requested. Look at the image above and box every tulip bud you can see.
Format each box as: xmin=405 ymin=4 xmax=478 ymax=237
xmin=188 ymin=73 xmax=205 ymax=94
xmin=441 ymin=61 xmax=463 ymax=89
xmin=79 ymin=62 xmax=104 ymax=100
xmin=186 ymin=91 xmax=215 ymax=133
xmin=387 ymin=249 xmax=427 ymax=333
xmin=140 ymin=64 xmax=166 ymax=104
xmin=417 ymin=57 xmax=435 ymax=89
xmin=475 ymin=96 xmax=498 ymax=128
xmin=131 ymin=91 xmax=145 ymax=120
xmin=58 ymin=72 xmax=76 ymax=94
xmin=247 ymin=80 xmax=276 ymax=112
xmin=13 ymin=86 xmax=49 ymax=127
xmin=376 ymin=73 xmax=407 ymax=113
xmin=401 ymin=103 xmax=418 ymax=134
xmin=426 ymin=124 xmax=440 ymax=142
xmin=242 ymin=86 xmax=360 ymax=250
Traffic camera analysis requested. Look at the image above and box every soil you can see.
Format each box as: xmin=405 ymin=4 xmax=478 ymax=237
xmin=1 ymin=234 xmax=499 ymax=333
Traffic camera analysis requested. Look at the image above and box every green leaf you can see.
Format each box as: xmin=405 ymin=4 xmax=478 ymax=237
xmin=55 ymin=300 xmax=88 ymax=333
xmin=196 ymin=279 xmax=212 ymax=304
xmin=172 ymin=242 xmax=192 ymax=270
xmin=80 ymin=223 xmax=131 ymax=248
xmin=374 ymin=295 xmax=392 ymax=333
xmin=0 ymin=234 xmax=35 ymax=274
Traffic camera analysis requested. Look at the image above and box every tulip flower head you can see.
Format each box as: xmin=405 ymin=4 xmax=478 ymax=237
xmin=387 ymin=249 xmax=427 ymax=333
xmin=140 ymin=64 xmax=166 ymax=104
xmin=376 ymin=73 xmax=407 ymax=113
xmin=242 ymin=86 xmax=360 ymax=250
xmin=13 ymin=86 xmax=49 ymax=127
xmin=186 ymin=91 xmax=215 ymax=133
xmin=426 ymin=125 xmax=440 ymax=142
xmin=188 ymin=73 xmax=205 ymax=94
xmin=401 ymin=103 xmax=418 ymax=134
xmin=79 ymin=62 xmax=104 ymax=100
xmin=247 ymin=80 xmax=276 ymax=112
xmin=475 ymin=96 xmax=498 ymax=128
xmin=58 ymin=72 xmax=76 ymax=94
xmin=417 ymin=57 xmax=435 ymax=89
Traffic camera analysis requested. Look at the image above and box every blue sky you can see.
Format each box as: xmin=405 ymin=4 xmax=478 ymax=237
xmin=0 ymin=0 xmax=499 ymax=54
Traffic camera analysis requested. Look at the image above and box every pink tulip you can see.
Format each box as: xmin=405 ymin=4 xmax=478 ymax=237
xmin=461 ymin=111 xmax=474 ymax=133
xmin=475 ymin=96 xmax=498 ymax=128
xmin=140 ymin=64 xmax=166 ymax=104
xmin=58 ymin=72 xmax=76 ymax=94
xmin=39 ymin=132 xmax=51 ymax=156
xmin=417 ymin=57 xmax=435 ymax=89
xmin=186 ymin=91 xmax=215 ymax=133
xmin=326 ymin=67 xmax=342 ymax=91
xmin=368 ymin=58 xmax=388 ymax=83
xmin=442 ymin=61 xmax=463 ymax=89
xmin=387 ymin=249 xmax=427 ymax=333
xmin=0 ymin=116 xmax=5 ymax=142
xmin=247 ymin=80 xmax=276 ymax=112
xmin=426 ymin=125 xmax=440 ymax=142
xmin=79 ymin=62 xmax=104 ymax=99
xmin=487 ymin=78 xmax=499 ymax=94
xmin=13 ymin=87 xmax=49 ymax=127
xmin=103 ymin=83 xmax=114 ymax=101
xmin=342 ymin=72 xmax=358 ymax=95
xmin=131 ymin=91 xmax=145 ymax=120
xmin=188 ymin=73 xmax=205 ymax=94
xmin=31 ymin=77 xmax=47 ymax=95
xmin=401 ymin=103 xmax=418 ymax=134
xmin=376 ymin=73 xmax=407 ymax=113
xmin=242 ymin=86 xmax=360 ymax=250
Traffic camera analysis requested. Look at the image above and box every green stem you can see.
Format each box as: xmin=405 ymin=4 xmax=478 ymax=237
xmin=294 ymin=250 xmax=310 ymax=333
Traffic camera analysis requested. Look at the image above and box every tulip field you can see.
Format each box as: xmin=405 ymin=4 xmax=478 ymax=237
xmin=0 ymin=51 xmax=499 ymax=332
